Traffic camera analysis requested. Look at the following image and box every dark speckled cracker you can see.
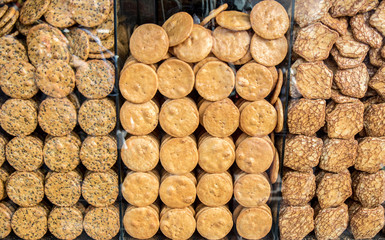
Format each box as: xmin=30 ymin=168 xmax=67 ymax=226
xmin=48 ymin=206 xmax=83 ymax=240
xmin=38 ymin=97 xmax=77 ymax=137
xmin=6 ymin=136 xmax=43 ymax=171
xmin=6 ymin=171 xmax=44 ymax=207
xmin=70 ymin=0 xmax=111 ymax=27
xmin=0 ymin=99 xmax=37 ymax=137
xmin=27 ymin=24 xmax=70 ymax=66
xmin=65 ymin=27 xmax=90 ymax=60
xmin=0 ymin=134 xmax=7 ymax=167
xmin=84 ymin=205 xmax=120 ymax=240
xmin=15 ymin=20 xmax=36 ymax=36
xmin=0 ymin=60 xmax=38 ymax=99
xmin=36 ymin=60 xmax=75 ymax=98
xmin=88 ymin=49 xmax=115 ymax=59
xmin=78 ymin=98 xmax=116 ymax=135
xmin=0 ymin=6 xmax=15 ymax=28
xmin=11 ymin=204 xmax=48 ymax=240
xmin=82 ymin=169 xmax=119 ymax=207
xmin=44 ymin=0 xmax=76 ymax=28
xmin=43 ymin=135 xmax=80 ymax=172
xmin=0 ymin=5 xmax=8 ymax=20
xmin=45 ymin=171 xmax=81 ymax=206
xmin=76 ymin=59 xmax=115 ymax=98
xmin=0 ymin=201 xmax=15 ymax=238
xmin=89 ymin=33 xmax=114 ymax=53
xmin=0 ymin=9 xmax=18 ymax=37
xmin=80 ymin=135 xmax=117 ymax=171
xmin=85 ymin=8 xmax=114 ymax=40
xmin=20 ymin=0 xmax=51 ymax=25
xmin=0 ymin=36 xmax=28 ymax=64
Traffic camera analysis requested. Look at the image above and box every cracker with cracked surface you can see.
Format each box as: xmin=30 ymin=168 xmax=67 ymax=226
xmin=296 ymin=61 xmax=333 ymax=99
xmin=364 ymin=103 xmax=385 ymax=137
xmin=316 ymin=170 xmax=352 ymax=209
xmin=369 ymin=0 xmax=385 ymax=35
xmin=352 ymin=170 xmax=385 ymax=208
xmin=350 ymin=204 xmax=384 ymax=239
xmin=293 ymin=23 xmax=338 ymax=62
xmin=369 ymin=47 xmax=385 ymax=67
xmin=351 ymin=13 xmax=383 ymax=48
xmin=321 ymin=12 xmax=348 ymax=35
xmin=287 ymin=98 xmax=326 ymax=136
xmin=294 ymin=0 xmax=331 ymax=27
xmin=279 ymin=204 xmax=314 ymax=240
xmin=283 ymin=134 xmax=322 ymax=172
xmin=330 ymin=0 xmax=367 ymax=17
xmin=282 ymin=170 xmax=316 ymax=206
xmin=334 ymin=63 xmax=369 ymax=98
xmin=335 ymin=33 xmax=369 ymax=58
xmin=369 ymin=65 xmax=385 ymax=98
xmin=319 ymin=138 xmax=357 ymax=173
xmin=314 ymin=204 xmax=348 ymax=240
xmin=330 ymin=47 xmax=366 ymax=69
xmin=326 ymin=101 xmax=364 ymax=139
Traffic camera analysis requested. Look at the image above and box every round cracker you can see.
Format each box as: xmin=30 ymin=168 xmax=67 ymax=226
xmin=70 ymin=0 xmax=111 ymax=28
xmin=216 ymin=11 xmax=251 ymax=31
xmin=65 ymin=27 xmax=90 ymax=60
xmin=20 ymin=0 xmax=51 ymax=25
xmin=193 ymin=56 xmax=218 ymax=74
xmin=119 ymin=63 xmax=158 ymax=103
xmin=130 ymin=23 xmax=169 ymax=64
xmin=85 ymin=8 xmax=114 ymax=40
xmin=157 ymin=58 xmax=195 ymax=99
xmin=0 ymin=60 xmax=38 ymax=99
xmin=88 ymin=50 xmax=115 ymax=59
xmin=268 ymin=66 xmax=278 ymax=90
xmin=212 ymin=26 xmax=250 ymax=62
xmin=162 ymin=12 xmax=193 ymax=47
xmin=89 ymin=34 xmax=114 ymax=53
xmin=274 ymin=98 xmax=283 ymax=133
xmin=173 ymin=24 xmax=212 ymax=63
xmin=270 ymin=69 xmax=283 ymax=105
xmin=15 ymin=20 xmax=36 ymax=36
xmin=235 ymin=62 xmax=273 ymax=101
xmin=250 ymin=0 xmax=289 ymax=40
xmin=44 ymin=0 xmax=76 ymax=28
xmin=0 ymin=10 xmax=19 ymax=37
xmin=269 ymin=150 xmax=279 ymax=184
xmin=0 ymin=5 xmax=9 ymax=21
xmin=0 ymin=36 xmax=28 ymax=64
xmin=35 ymin=60 xmax=75 ymax=98
xmin=0 ymin=6 xmax=16 ymax=28
xmin=250 ymin=34 xmax=288 ymax=67
xmin=195 ymin=61 xmax=235 ymax=101
xmin=200 ymin=3 xmax=228 ymax=26
xmin=232 ymin=50 xmax=253 ymax=65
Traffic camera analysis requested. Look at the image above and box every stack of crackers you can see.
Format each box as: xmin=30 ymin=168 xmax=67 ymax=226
xmin=0 ymin=0 xmax=121 ymax=239
xmin=281 ymin=0 xmax=385 ymax=239
xmin=119 ymin=1 xmax=288 ymax=239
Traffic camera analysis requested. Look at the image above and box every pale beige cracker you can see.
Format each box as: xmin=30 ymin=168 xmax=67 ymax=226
xmin=160 ymin=207 xmax=196 ymax=240
xmin=160 ymin=136 xmax=198 ymax=174
xmin=251 ymin=34 xmax=288 ymax=67
xmin=236 ymin=206 xmax=272 ymax=239
xmin=240 ymin=99 xmax=277 ymax=137
xmin=162 ymin=12 xmax=193 ymax=46
xmin=195 ymin=60 xmax=235 ymax=101
xmin=121 ymin=135 xmax=159 ymax=171
xmin=216 ymin=11 xmax=251 ymax=31
xmin=197 ymin=172 xmax=233 ymax=206
xmin=250 ymin=0 xmax=289 ymax=39
xmin=120 ymin=100 xmax=159 ymax=135
xmin=236 ymin=62 xmax=273 ymax=101
xmin=157 ymin=58 xmax=195 ymax=99
xmin=130 ymin=23 xmax=169 ymax=64
xmin=173 ymin=24 xmax=212 ymax=63
xmin=196 ymin=206 xmax=233 ymax=239
xmin=212 ymin=26 xmax=250 ymax=62
xmin=159 ymin=98 xmax=199 ymax=137
xmin=123 ymin=206 xmax=159 ymax=239
xmin=236 ymin=136 xmax=274 ymax=173
xmin=159 ymin=174 xmax=196 ymax=208
xmin=202 ymin=98 xmax=239 ymax=137
xmin=119 ymin=63 xmax=158 ymax=103
xmin=200 ymin=3 xmax=228 ymax=26
xmin=122 ymin=171 xmax=159 ymax=207
xmin=198 ymin=135 xmax=235 ymax=173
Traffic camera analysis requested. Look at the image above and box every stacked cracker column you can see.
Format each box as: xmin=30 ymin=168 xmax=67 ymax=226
xmin=280 ymin=1 xmax=385 ymax=239
xmin=119 ymin=0 xmax=288 ymax=239
xmin=0 ymin=0 xmax=120 ymax=239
